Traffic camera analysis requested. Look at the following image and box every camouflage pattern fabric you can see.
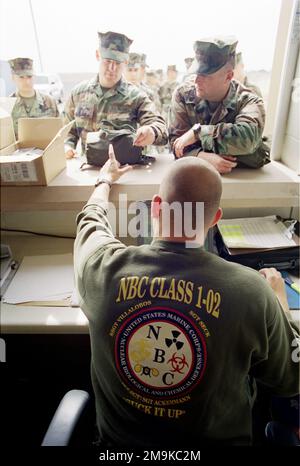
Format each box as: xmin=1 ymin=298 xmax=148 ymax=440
xmin=140 ymin=81 xmax=162 ymax=112
xmin=127 ymin=52 xmax=142 ymax=68
xmin=159 ymin=80 xmax=179 ymax=122
xmin=169 ymin=77 xmax=270 ymax=168
xmin=98 ymin=31 xmax=133 ymax=63
xmin=10 ymin=90 xmax=59 ymax=138
xmin=8 ymin=57 xmax=33 ymax=76
xmin=64 ymin=75 xmax=168 ymax=151
xmin=190 ymin=36 xmax=238 ymax=75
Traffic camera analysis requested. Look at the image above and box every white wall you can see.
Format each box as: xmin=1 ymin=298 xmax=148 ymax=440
xmin=281 ymin=51 xmax=300 ymax=172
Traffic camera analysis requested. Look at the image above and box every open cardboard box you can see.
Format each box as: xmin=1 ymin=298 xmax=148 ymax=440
xmin=0 ymin=117 xmax=74 ymax=186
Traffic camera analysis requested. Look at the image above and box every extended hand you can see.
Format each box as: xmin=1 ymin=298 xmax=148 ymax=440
xmin=198 ymin=152 xmax=237 ymax=174
xmin=65 ymin=148 xmax=77 ymax=159
xmin=173 ymin=129 xmax=197 ymax=158
xmin=259 ymin=267 xmax=289 ymax=313
xmin=99 ymin=144 xmax=133 ymax=183
xmin=133 ymin=126 xmax=155 ymax=146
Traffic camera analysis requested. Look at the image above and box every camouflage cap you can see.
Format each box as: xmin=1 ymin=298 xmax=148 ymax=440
xmin=167 ymin=65 xmax=177 ymax=72
xmin=184 ymin=57 xmax=194 ymax=66
xmin=190 ymin=36 xmax=238 ymax=75
xmin=146 ymin=69 xmax=157 ymax=77
xmin=127 ymin=52 xmax=142 ymax=69
xmin=8 ymin=57 xmax=34 ymax=76
xmin=98 ymin=31 xmax=133 ymax=63
xmin=140 ymin=53 xmax=149 ymax=68
xmin=235 ymin=51 xmax=243 ymax=66
xmin=156 ymin=69 xmax=163 ymax=76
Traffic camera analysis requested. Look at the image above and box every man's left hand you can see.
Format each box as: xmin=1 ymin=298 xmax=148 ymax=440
xmin=99 ymin=144 xmax=133 ymax=183
xmin=133 ymin=126 xmax=156 ymax=146
xmin=173 ymin=129 xmax=197 ymax=158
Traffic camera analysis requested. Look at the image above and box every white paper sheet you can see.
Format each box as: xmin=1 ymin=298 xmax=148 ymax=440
xmin=218 ymin=216 xmax=298 ymax=249
xmin=3 ymin=253 xmax=74 ymax=304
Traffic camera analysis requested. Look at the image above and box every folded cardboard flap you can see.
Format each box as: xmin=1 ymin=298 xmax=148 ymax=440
xmin=18 ymin=117 xmax=63 ymax=148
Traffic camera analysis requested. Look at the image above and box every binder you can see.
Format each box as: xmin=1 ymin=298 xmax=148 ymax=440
xmin=214 ymin=221 xmax=300 ymax=272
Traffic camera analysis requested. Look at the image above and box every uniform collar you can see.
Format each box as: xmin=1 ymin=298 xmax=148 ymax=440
xmin=92 ymin=75 xmax=128 ymax=98
xmin=187 ymin=79 xmax=237 ymax=112
xmin=15 ymin=90 xmax=43 ymax=108
xmin=151 ymin=239 xmax=204 ymax=252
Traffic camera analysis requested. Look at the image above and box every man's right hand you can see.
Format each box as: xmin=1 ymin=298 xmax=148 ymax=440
xmin=259 ymin=267 xmax=289 ymax=313
xmin=65 ymin=148 xmax=77 ymax=159
xmin=197 ymin=152 xmax=237 ymax=174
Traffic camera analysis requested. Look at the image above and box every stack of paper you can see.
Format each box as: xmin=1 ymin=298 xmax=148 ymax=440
xmin=218 ymin=216 xmax=298 ymax=249
xmin=3 ymin=253 xmax=78 ymax=307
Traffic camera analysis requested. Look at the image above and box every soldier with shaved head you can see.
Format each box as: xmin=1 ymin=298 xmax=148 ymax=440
xmin=74 ymin=146 xmax=299 ymax=447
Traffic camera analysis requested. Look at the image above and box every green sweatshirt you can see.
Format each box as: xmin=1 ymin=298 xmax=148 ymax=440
xmin=74 ymin=203 xmax=299 ymax=447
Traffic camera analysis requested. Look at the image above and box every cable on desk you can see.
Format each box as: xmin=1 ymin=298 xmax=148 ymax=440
xmin=1 ymin=228 xmax=76 ymax=240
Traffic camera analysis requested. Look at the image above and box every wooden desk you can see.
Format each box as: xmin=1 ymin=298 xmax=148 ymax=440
xmin=1 ymin=155 xmax=299 ymax=212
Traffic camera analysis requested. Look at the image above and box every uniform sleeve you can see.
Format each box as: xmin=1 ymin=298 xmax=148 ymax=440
xmin=52 ymin=98 xmax=59 ymax=117
xmin=136 ymin=94 xmax=168 ymax=145
xmin=74 ymin=203 xmax=125 ymax=310
xmin=169 ymin=87 xmax=196 ymax=152
xmin=250 ymin=294 xmax=300 ymax=397
xmin=195 ymin=96 xmax=266 ymax=156
xmin=63 ymin=93 xmax=78 ymax=149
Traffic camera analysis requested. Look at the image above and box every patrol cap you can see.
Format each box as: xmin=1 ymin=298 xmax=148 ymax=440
xmin=140 ymin=53 xmax=149 ymax=68
xmin=8 ymin=57 xmax=34 ymax=76
xmin=156 ymin=69 xmax=163 ymax=77
xmin=98 ymin=31 xmax=133 ymax=63
xmin=127 ymin=52 xmax=142 ymax=69
xmin=190 ymin=36 xmax=238 ymax=75
xmin=146 ymin=69 xmax=157 ymax=77
xmin=167 ymin=65 xmax=177 ymax=72
xmin=235 ymin=51 xmax=243 ymax=66
xmin=184 ymin=57 xmax=194 ymax=67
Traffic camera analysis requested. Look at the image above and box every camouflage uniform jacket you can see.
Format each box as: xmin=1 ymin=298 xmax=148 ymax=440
xmin=64 ymin=76 xmax=168 ymax=151
xmin=140 ymin=81 xmax=162 ymax=112
xmin=169 ymin=77 xmax=269 ymax=168
xmin=10 ymin=90 xmax=59 ymax=138
xmin=159 ymin=80 xmax=179 ymax=107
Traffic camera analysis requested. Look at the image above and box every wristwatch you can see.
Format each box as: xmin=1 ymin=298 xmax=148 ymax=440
xmin=150 ymin=126 xmax=158 ymax=142
xmin=94 ymin=178 xmax=113 ymax=188
xmin=192 ymin=123 xmax=201 ymax=139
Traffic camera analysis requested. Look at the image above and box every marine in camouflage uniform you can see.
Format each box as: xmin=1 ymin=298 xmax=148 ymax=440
xmin=8 ymin=57 xmax=59 ymax=138
xmin=159 ymin=65 xmax=179 ymax=123
xmin=234 ymin=52 xmax=263 ymax=97
xmin=125 ymin=53 xmax=161 ymax=111
xmin=169 ymin=37 xmax=270 ymax=170
xmin=64 ymin=33 xmax=167 ymax=153
xmin=182 ymin=57 xmax=194 ymax=83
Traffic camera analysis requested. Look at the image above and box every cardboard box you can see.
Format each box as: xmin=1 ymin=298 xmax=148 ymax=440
xmin=0 ymin=117 xmax=74 ymax=186
xmin=0 ymin=108 xmax=16 ymax=150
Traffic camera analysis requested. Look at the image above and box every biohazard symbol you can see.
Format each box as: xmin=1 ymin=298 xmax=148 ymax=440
xmin=129 ymin=339 xmax=152 ymax=363
xmin=165 ymin=330 xmax=184 ymax=350
xmin=134 ymin=364 xmax=159 ymax=377
xmin=167 ymin=352 xmax=189 ymax=374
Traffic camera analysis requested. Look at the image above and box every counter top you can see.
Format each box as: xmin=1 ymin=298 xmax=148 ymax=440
xmin=1 ymin=154 xmax=299 ymax=211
